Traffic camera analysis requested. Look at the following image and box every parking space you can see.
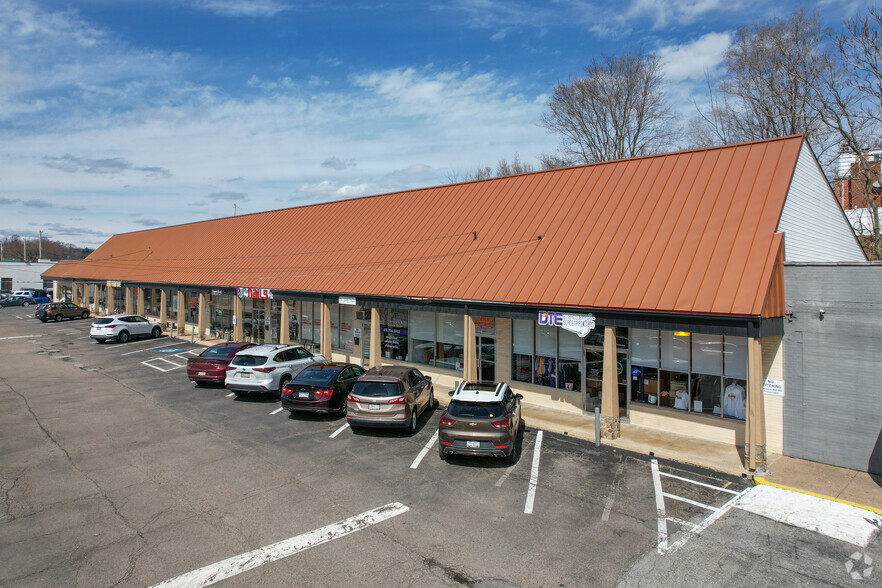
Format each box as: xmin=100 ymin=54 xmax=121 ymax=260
xmin=2 ymin=310 xmax=873 ymax=587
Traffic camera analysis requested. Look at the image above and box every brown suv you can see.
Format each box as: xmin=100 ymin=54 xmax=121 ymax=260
xmin=346 ymin=366 xmax=434 ymax=432
xmin=438 ymin=381 xmax=523 ymax=463
xmin=36 ymin=302 xmax=90 ymax=322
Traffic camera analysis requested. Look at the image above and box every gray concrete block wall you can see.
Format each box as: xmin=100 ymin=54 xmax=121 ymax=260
xmin=783 ymin=263 xmax=882 ymax=474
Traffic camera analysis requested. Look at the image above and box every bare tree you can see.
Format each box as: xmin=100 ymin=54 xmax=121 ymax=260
xmin=495 ymin=153 xmax=534 ymax=177
xmin=695 ymin=9 xmax=833 ymax=154
xmin=810 ymin=7 xmax=882 ymax=259
xmin=541 ymin=49 xmax=677 ymax=163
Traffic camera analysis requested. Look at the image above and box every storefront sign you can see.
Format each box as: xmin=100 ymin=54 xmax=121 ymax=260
xmin=107 ymin=280 xmax=121 ymax=288
xmin=211 ymin=289 xmax=224 ymax=296
xmin=354 ymin=328 xmax=362 ymax=338
xmin=236 ymin=287 xmax=273 ymax=300
xmin=339 ymin=296 xmax=356 ymax=306
xmin=381 ymin=327 xmax=408 ymax=336
xmin=763 ymin=378 xmax=784 ymax=396
xmin=475 ymin=317 xmax=495 ymax=330
xmin=538 ymin=311 xmax=596 ymax=338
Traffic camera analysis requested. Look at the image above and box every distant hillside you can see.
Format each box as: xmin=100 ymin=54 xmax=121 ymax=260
xmin=1 ymin=236 xmax=93 ymax=262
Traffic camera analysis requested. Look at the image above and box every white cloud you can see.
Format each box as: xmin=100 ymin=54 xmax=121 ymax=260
xmin=321 ymin=157 xmax=356 ymax=171
xmin=207 ymin=191 xmax=247 ymax=201
xmin=193 ymin=0 xmax=291 ymax=18
xmin=659 ymin=32 xmax=731 ymax=82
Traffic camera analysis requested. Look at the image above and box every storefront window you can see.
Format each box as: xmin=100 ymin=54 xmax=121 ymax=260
xmin=436 ymin=313 xmax=464 ymax=370
xmin=212 ymin=295 xmax=233 ymax=338
xmin=300 ymin=301 xmax=313 ymax=343
xmin=330 ymin=304 xmax=340 ymax=349
xmin=339 ymin=305 xmax=354 ymax=351
xmin=512 ymin=319 xmax=533 ymax=383
xmin=380 ymin=309 xmax=408 ymax=361
xmin=534 ymin=323 xmax=557 ymax=387
xmin=630 ymin=329 xmax=749 ymax=420
xmin=558 ymin=328 xmax=581 ymax=391
xmin=410 ymin=311 xmax=435 ymax=365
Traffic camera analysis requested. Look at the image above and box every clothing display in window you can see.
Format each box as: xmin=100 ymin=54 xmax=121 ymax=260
xmin=674 ymin=389 xmax=689 ymax=410
xmin=723 ymin=382 xmax=746 ymax=419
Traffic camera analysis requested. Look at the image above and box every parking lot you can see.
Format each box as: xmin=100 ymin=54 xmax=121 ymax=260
xmin=1 ymin=309 xmax=878 ymax=587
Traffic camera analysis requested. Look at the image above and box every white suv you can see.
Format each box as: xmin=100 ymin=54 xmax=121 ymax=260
xmin=90 ymin=314 xmax=163 ymax=343
xmin=225 ymin=344 xmax=326 ymax=399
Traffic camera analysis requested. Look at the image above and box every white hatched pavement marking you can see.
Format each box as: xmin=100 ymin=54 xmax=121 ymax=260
xmin=329 ymin=423 xmax=349 ymax=438
xmin=270 ymin=407 xmax=284 ymax=415
xmin=120 ymin=342 xmax=176 ymax=355
xmin=651 ymin=459 xmax=668 ymax=554
xmin=659 ymin=471 xmax=740 ymax=495
xmin=409 ymin=430 xmax=439 ymax=469
xmin=662 ymin=493 xmax=716 ymax=511
xmin=141 ymin=357 xmax=186 ymax=372
xmin=524 ymin=429 xmax=543 ymax=514
xmin=150 ymin=502 xmax=409 ymax=588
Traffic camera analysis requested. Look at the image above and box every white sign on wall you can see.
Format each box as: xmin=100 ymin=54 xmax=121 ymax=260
xmin=763 ymin=378 xmax=785 ymax=396
xmin=339 ymin=296 xmax=357 ymax=306
xmin=538 ymin=311 xmax=596 ymax=338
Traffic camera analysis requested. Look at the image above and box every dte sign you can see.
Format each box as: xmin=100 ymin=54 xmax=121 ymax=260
xmin=538 ymin=311 xmax=596 ymax=338
xmin=538 ymin=312 xmax=564 ymax=327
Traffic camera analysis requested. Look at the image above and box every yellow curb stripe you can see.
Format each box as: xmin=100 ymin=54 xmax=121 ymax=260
xmin=754 ymin=477 xmax=882 ymax=515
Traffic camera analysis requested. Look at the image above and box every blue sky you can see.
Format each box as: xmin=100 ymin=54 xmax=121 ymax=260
xmin=0 ymin=0 xmax=872 ymax=248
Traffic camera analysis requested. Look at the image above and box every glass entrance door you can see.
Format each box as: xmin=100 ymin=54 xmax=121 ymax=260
xmin=476 ymin=335 xmax=495 ymax=381
xmin=582 ymin=348 xmax=630 ymax=416
xmin=252 ymin=308 xmax=265 ymax=344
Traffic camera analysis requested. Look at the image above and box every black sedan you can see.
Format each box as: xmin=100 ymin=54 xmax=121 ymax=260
xmin=281 ymin=362 xmax=365 ymax=416
xmin=0 ymin=295 xmax=36 ymax=307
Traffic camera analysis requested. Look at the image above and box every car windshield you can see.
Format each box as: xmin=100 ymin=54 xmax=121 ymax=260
xmin=446 ymin=401 xmax=505 ymax=419
xmin=292 ymin=368 xmax=340 ymax=386
xmin=93 ymin=318 xmax=114 ymax=325
xmin=201 ymin=345 xmax=240 ymax=359
xmin=231 ymin=355 xmax=268 ymax=367
xmin=351 ymin=381 xmax=402 ymax=398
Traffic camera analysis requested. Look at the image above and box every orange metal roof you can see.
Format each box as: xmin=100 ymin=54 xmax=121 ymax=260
xmin=45 ymin=136 xmax=806 ymax=317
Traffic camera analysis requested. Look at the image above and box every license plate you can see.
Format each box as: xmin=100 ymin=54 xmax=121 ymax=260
xmin=240 ymin=373 xmax=250 ymax=379
xmin=198 ymin=371 xmax=206 ymax=376
xmin=369 ymin=403 xmax=380 ymax=410
xmin=466 ymin=440 xmax=480 ymax=449
xmin=299 ymin=392 xmax=309 ymax=398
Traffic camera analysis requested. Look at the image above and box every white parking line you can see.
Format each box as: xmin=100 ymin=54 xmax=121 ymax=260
xmin=658 ymin=471 xmax=740 ymax=495
xmin=651 ymin=459 xmax=669 ymax=553
xmin=662 ymin=493 xmax=715 ymax=511
xmin=270 ymin=407 xmax=285 ymax=415
xmin=226 ymin=392 xmax=235 ymax=397
xmin=141 ymin=357 xmax=187 ymax=372
xmin=150 ymin=502 xmax=409 ymax=588
xmin=524 ymin=429 xmax=543 ymax=514
xmin=329 ymin=423 xmax=349 ymax=438
xmin=409 ymin=430 xmax=439 ymax=469
xmin=0 ymin=334 xmax=44 ymax=340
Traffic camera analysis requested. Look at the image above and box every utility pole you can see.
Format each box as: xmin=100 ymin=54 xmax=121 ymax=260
xmin=38 ymin=230 xmax=43 ymax=260
xmin=233 ymin=203 xmax=237 ymax=216
xmin=23 ymin=237 xmax=26 ymax=262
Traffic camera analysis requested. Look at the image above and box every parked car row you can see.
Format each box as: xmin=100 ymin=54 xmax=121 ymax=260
xmin=185 ymin=342 xmax=523 ymax=461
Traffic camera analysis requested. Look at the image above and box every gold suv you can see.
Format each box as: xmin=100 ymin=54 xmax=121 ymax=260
xmin=346 ymin=366 xmax=435 ymax=432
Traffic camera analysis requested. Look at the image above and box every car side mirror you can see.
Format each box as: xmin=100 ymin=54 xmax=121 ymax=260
xmin=448 ymin=391 xmax=454 ymax=397
xmin=425 ymin=376 xmax=432 ymax=382
xmin=515 ymin=394 xmax=523 ymax=400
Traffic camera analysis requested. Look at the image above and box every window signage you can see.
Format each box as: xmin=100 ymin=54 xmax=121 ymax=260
xmin=236 ymin=287 xmax=273 ymax=300
xmin=538 ymin=311 xmax=596 ymax=338
xmin=475 ymin=317 xmax=495 ymax=330
xmin=211 ymin=289 xmax=224 ymax=296
xmin=339 ymin=296 xmax=357 ymax=306
xmin=107 ymin=280 xmax=121 ymax=288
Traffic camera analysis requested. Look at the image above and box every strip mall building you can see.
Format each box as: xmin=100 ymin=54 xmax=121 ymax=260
xmin=45 ymin=136 xmax=875 ymax=473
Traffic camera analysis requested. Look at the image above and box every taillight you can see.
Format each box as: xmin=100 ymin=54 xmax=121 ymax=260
xmin=347 ymin=394 xmax=359 ymax=402
xmin=314 ymin=389 xmax=333 ymax=396
xmin=253 ymin=367 xmax=276 ymax=373
xmin=225 ymin=366 xmax=236 ymax=371
xmin=491 ymin=418 xmax=511 ymax=429
xmin=440 ymin=417 xmax=456 ymax=426
xmin=282 ymin=387 xmax=293 ymax=394
xmin=388 ymin=396 xmax=406 ymax=404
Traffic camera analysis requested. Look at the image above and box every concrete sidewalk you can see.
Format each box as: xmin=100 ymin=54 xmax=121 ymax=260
xmin=518 ymin=400 xmax=882 ymax=513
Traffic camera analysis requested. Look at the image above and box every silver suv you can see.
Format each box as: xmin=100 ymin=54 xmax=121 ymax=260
xmin=225 ymin=344 xmax=326 ymax=399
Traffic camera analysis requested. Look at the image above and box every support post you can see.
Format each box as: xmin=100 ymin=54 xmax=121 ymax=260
xmin=106 ymin=285 xmax=116 ymax=315
xmin=159 ymin=290 xmax=168 ymax=326
xmin=124 ymin=286 xmax=133 ymax=314
xmin=176 ymin=290 xmax=186 ymax=336
xmin=233 ymin=296 xmax=243 ymax=341
xmin=52 ymin=281 xmax=60 ymax=302
xmin=463 ymin=314 xmax=477 ymax=382
xmin=136 ymin=287 xmax=145 ymax=316
xmin=600 ymin=325 xmax=621 ymax=440
xmin=280 ymin=300 xmax=290 ymax=345
xmin=198 ymin=292 xmax=208 ymax=339
xmin=320 ymin=302 xmax=331 ymax=358
xmin=369 ymin=307 xmax=381 ymax=368
xmin=747 ymin=337 xmax=767 ymax=473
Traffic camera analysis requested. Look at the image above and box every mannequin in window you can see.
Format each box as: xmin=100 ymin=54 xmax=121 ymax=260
xmin=674 ymin=387 xmax=689 ymax=410
xmin=723 ymin=380 xmax=746 ymax=419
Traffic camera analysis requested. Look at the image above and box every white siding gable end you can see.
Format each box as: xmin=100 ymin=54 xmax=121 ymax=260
xmin=778 ymin=142 xmax=866 ymax=262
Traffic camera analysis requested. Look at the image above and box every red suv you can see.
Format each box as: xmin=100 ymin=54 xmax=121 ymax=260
xmin=187 ymin=342 xmax=255 ymax=386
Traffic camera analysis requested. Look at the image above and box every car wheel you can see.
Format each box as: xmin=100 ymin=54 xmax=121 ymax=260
xmin=438 ymin=442 xmax=449 ymax=461
xmin=338 ymin=396 xmax=348 ymax=416
xmin=406 ymin=408 xmax=418 ymax=433
xmin=234 ymin=390 xmax=246 ymax=398
xmin=117 ymin=330 xmax=130 ymax=344
xmin=81 ymin=311 xmax=89 ymax=319
xmin=504 ymin=440 xmax=518 ymax=464
xmin=277 ymin=376 xmax=291 ymax=400
xmin=151 ymin=326 xmax=161 ymax=339
xmin=429 ymin=388 xmax=436 ymax=409
xmin=54 ymin=314 xmax=63 ymax=322
xmin=22 ymin=302 xmax=29 ymax=306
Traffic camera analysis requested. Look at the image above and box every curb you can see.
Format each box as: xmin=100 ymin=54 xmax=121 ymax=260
xmin=754 ymin=476 xmax=882 ymax=515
